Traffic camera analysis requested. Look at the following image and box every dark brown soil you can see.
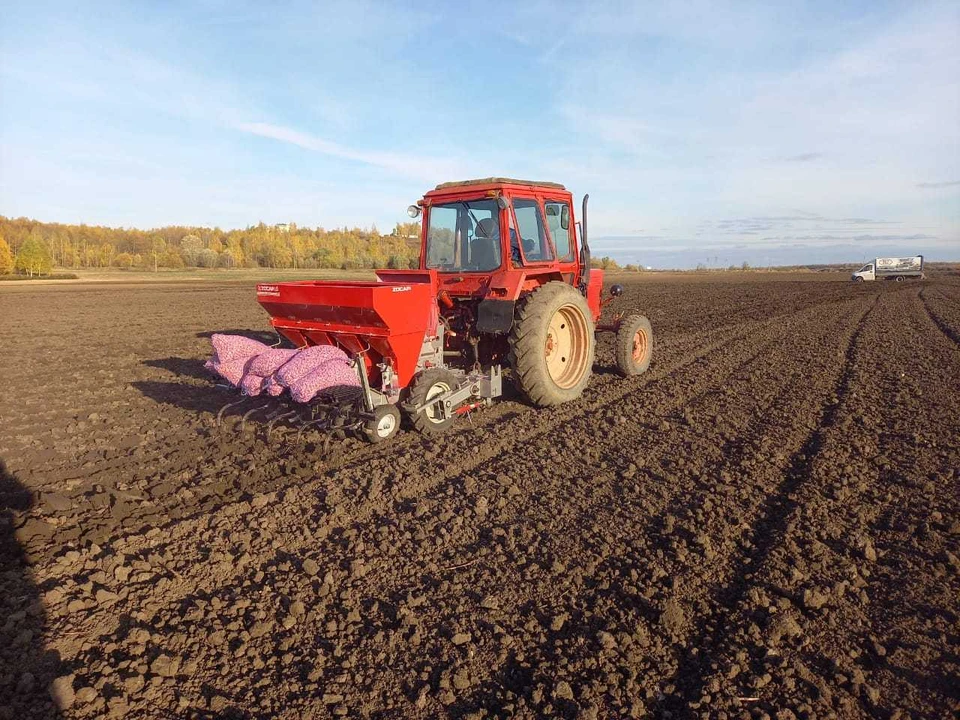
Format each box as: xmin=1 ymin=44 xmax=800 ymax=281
xmin=1 ymin=273 xmax=957 ymax=719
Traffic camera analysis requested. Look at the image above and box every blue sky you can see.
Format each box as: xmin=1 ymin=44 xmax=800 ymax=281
xmin=1 ymin=0 xmax=958 ymax=266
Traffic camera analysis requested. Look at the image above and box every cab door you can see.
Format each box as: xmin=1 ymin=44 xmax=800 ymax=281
xmin=543 ymin=196 xmax=580 ymax=286
xmin=509 ymin=192 xmax=556 ymax=268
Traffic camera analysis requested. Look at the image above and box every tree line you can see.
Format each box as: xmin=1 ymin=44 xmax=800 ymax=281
xmin=0 ymin=216 xmax=423 ymax=276
xmin=0 ymin=215 xmax=644 ymax=277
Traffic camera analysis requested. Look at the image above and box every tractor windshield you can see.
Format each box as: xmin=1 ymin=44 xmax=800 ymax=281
xmin=426 ymin=199 xmax=502 ymax=272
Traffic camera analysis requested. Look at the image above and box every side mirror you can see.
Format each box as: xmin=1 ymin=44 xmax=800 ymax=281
xmin=560 ymin=205 xmax=570 ymax=230
xmin=610 ymin=284 xmax=624 ymax=297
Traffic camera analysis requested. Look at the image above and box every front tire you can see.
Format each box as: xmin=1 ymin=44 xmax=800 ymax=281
xmin=509 ymin=282 xmax=595 ymax=407
xmin=363 ymin=404 xmax=401 ymax=443
xmin=615 ymin=314 xmax=654 ymax=376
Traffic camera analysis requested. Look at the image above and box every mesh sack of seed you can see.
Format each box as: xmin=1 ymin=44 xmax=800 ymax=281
xmin=289 ymin=358 xmax=361 ymax=403
xmin=247 ymin=348 xmax=299 ymax=377
xmin=204 ymin=357 xmax=251 ymax=387
xmin=275 ymin=344 xmax=349 ymax=386
xmin=209 ymin=333 xmax=269 ymax=363
xmin=263 ymin=375 xmax=285 ymax=397
xmin=239 ymin=371 xmax=267 ymax=396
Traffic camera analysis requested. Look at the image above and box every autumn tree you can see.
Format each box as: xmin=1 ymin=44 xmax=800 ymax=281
xmin=591 ymin=256 xmax=622 ymax=271
xmin=15 ymin=231 xmax=53 ymax=276
xmin=0 ymin=233 xmax=13 ymax=274
xmin=197 ymin=248 xmax=219 ymax=268
xmin=161 ymin=249 xmax=185 ymax=268
xmin=179 ymin=234 xmax=204 ymax=266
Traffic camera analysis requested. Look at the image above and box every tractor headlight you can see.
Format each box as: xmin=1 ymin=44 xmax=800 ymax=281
xmin=407 ymin=204 xmax=421 ymax=218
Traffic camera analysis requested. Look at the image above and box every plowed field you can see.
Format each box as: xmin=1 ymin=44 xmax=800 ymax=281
xmin=1 ymin=273 xmax=958 ymax=719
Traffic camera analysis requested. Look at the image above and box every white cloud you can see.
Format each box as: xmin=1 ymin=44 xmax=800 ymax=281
xmin=233 ymin=121 xmax=464 ymax=182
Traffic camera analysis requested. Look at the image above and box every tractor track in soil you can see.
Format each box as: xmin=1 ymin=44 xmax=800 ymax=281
xmin=673 ymin=288 xmax=960 ymax=718
xmin=2 ymin=273 xmax=958 ymax=720
xmin=648 ymin=292 xmax=878 ymax=715
xmin=918 ymin=285 xmax=960 ymax=347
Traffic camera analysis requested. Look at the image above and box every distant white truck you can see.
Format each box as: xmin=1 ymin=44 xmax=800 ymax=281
xmin=851 ymin=255 xmax=925 ymax=282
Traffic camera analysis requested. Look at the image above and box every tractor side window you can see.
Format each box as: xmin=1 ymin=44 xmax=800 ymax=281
xmin=426 ymin=206 xmax=457 ymax=268
xmin=544 ymin=200 xmax=574 ymax=261
xmin=513 ymin=199 xmax=554 ymax=262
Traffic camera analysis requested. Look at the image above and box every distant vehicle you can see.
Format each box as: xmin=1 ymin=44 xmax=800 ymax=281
xmin=851 ymin=255 xmax=924 ymax=282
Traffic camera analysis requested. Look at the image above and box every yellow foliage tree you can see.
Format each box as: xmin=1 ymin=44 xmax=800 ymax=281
xmin=0 ymin=233 xmax=13 ymax=274
xmin=0 ymin=215 xmax=422 ymax=271
xmin=15 ymin=232 xmax=53 ymax=276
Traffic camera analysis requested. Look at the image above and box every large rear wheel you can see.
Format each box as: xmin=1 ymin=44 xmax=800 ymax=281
xmin=509 ymin=282 xmax=595 ymax=407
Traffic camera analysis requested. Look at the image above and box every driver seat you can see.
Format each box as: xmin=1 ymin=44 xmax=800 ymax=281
xmin=472 ymin=218 xmax=500 ymax=269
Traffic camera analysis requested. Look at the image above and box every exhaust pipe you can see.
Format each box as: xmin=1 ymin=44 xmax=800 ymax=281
xmin=580 ymin=193 xmax=591 ymax=295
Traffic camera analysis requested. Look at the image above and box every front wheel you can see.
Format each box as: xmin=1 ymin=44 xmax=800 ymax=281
xmin=615 ymin=314 xmax=654 ymax=376
xmin=363 ymin=404 xmax=401 ymax=443
xmin=855 ymin=276 xmax=865 ymax=283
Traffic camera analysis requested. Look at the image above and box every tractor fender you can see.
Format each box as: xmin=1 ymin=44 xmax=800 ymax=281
xmin=483 ymin=270 xmax=567 ymax=334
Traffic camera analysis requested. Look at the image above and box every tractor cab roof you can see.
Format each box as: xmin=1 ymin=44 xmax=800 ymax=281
xmin=424 ymin=178 xmax=568 ymax=202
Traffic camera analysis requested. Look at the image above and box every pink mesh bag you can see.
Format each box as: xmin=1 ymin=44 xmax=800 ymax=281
xmin=209 ymin=334 xmax=269 ymax=363
xmin=247 ymin=348 xmax=299 ymax=377
xmin=288 ymin=359 xmax=361 ymax=403
xmin=275 ymin=345 xmax=349 ymax=386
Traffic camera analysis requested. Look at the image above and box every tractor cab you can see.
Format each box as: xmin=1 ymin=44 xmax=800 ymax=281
xmin=409 ymin=178 xmax=591 ymax=304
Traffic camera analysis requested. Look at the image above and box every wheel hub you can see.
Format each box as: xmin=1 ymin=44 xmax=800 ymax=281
xmin=376 ymin=412 xmax=396 ymax=437
xmin=425 ymin=382 xmax=451 ymax=423
xmin=632 ymin=329 xmax=648 ymax=364
xmin=545 ymin=304 xmax=590 ymax=389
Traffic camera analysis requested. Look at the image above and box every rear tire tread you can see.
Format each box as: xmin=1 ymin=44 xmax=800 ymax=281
xmin=508 ymin=281 xmax=596 ymax=407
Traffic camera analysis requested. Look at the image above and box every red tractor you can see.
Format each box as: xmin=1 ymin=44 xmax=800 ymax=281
xmin=254 ymin=178 xmax=653 ymax=442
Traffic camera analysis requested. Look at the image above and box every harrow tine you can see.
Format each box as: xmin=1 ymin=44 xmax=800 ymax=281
xmin=266 ymin=410 xmax=301 ymax=441
xmin=216 ymin=397 xmax=252 ymax=427
xmin=296 ymin=417 xmax=329 ymax=445
xmin=239 ymin=403 xmax=272 ymax=433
